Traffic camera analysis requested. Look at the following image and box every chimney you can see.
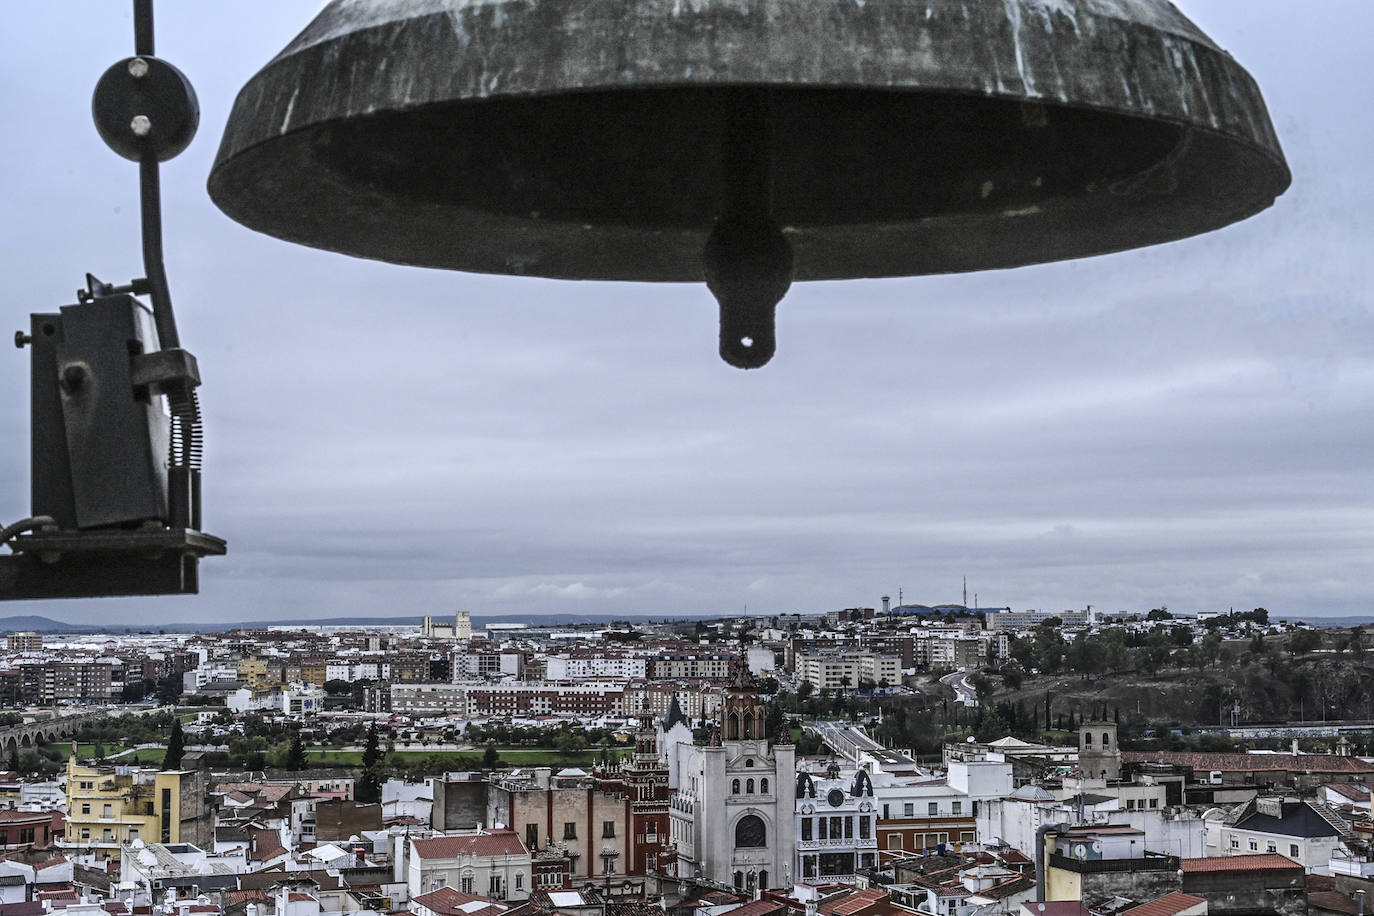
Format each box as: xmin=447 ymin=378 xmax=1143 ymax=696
xmin=354 ymin=845 xmax=366 ymax=866
xmin=1291 ymin=738 xmax=1300 ymax=755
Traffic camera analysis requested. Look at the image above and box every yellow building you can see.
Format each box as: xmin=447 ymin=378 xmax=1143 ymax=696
xmin=236 ymin=657 xmax=274 ymax=694
xmin=63 ymin=759 xmax=208 ymax=861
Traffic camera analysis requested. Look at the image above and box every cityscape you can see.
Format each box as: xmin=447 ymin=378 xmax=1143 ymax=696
xmin=0 ymin=604 xmax=1366 ymax=916
xmin=1 ymin=3 xmax=1371 ymax=916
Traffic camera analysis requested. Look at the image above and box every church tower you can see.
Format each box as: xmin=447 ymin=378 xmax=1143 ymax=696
xmin=669 ymin=651 xmax=796 ymax=892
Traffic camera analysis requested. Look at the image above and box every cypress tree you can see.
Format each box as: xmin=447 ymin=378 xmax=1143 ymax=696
xmin=162 ymin=718 xmax=184 ymax=770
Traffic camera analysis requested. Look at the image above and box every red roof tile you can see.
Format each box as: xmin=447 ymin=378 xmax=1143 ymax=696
xmin=1179 ymin=853 xmax=1301 ymax=873
xmin=1121 ymin=892 xmax=1207 ymax=916
xmin=412 ymin=887 xmax=508 ymax=916
xmin=1122 ymin=752 xmax=1374 ymax=774
xmin=413 ymin=831 xmax=526 ymax=860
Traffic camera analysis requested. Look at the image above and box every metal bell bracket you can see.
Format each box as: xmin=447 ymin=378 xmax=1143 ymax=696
xmin=1 ymin=0 xmax=225 ymax=601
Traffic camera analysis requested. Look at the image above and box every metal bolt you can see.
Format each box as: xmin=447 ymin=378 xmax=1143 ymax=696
xmin=13 ymin=331 xmax=31 ymax=349
xmin=60 ymin=364 xmax=88 ymax=394
xmin=130 ymin=115 xmax=152 ymax=137
xmin=127 ymin=57 xmax=149 ymax=79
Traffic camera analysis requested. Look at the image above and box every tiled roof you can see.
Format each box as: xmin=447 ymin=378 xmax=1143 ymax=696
xmin=1307 ymin=891 xmax=1362 ymax=914
xmin=1121 ymin=892 xmax=1207 ymax=916
xmin=819 ymin=889 xmax=888 ymax=916
xmin=720 ymin=899 xmax=786 ymax=916
xmin=413 ymin=831 xmax=526 ymax=860
xmin=1122 ymin=752 xmax=1374 ymax=774
xmin=247 ymin=826 xmax=287 ymax=862
xmin=1179 ymin=853 xmax=1301 ymax=873
xmin=1325 ymin=783 xmax=1371 ymax=801
xmin=412 ymin=887 xmax=508 ymax=916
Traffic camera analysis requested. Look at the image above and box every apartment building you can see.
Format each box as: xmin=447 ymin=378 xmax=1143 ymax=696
xmin=796 ymin=653 xmax=901 ymax=691
xmin=648 ymin=653 xmax=734 ymax=681
xmin=63 ymin=760 xmax=209 ymax=861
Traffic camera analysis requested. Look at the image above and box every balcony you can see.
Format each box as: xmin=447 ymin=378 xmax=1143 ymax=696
xmin=798 ymin=837 xmax=876 ymax=851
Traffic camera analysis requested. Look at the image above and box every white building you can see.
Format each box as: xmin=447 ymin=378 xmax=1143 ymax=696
xmin=669 ymin=664 xmax=797 ymax=892
xmin=406 ymin=830 xmax=532 ymax=901
xmin=795 ymin=763 xmax=878 ymax=885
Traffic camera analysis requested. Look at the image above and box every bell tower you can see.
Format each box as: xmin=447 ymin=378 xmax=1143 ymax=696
xmin=723 ymin=653 xmax=766 ymax=741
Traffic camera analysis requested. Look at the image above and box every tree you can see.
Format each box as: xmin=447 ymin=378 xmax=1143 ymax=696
xmin=554 ymin=733 xmax=587 ymax=760
xmin=1287 ymin=628 xmax=1321 ymax=656
xmin=286 ymin=732 xmax=308 ymax=771
xmin=162 ymin=718 xmax=185 ymax=770
xmin=797 ymin=680 xmax=814 ymax=701
xmin=357 ymin=723 xmax=383 ymax=802
xmin=1000 ymin=663 xmax=1024 ymax=691
xmin=483 ymin=743 xmax=501 ymax=769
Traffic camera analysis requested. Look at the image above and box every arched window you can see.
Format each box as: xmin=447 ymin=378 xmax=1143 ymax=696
xmin=1102 ymin=732 xmax=1111 ymax=747
xmin=735 ymin=815 xmax=766 ymax=848
xmin=1084 ymin=732 xmax=1093 ymax=747
xmin=759 ymin=870 xmax=768 ymax=889
xmin=734 ymin=871 xmax=744 ymax=890
xmin=761 ymin=778 xmax=769 ymax=794
xmin=746 ymin=779 xmax=755 ymax=793
xmin=745 ymin=758 xmax=755 ymax=768
xmin=732 ymin=779 xmax=740 ymax=794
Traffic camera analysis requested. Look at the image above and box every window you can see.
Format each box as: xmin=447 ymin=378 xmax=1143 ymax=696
xmin=761 ymin=778 xmax=769 ymax=794
xmin=928 ymin=802 xmax=938 ymax=816
xmin=882 ymin=804 xmax=890 ymax=819
xmin=102 ymin=804 xmax=112 ymax=818
xmin=887 ymin=834 xmax=902 ymax=850
xmin=603 ymin=820 xmax=616 ymax=838
xmin=903 ymin=803 xmax=913 ymax=817
xmin=734 ymin=871 xmax=744 ymax=890
xmin=1230 ymin=838 xmax=1239 ymax=849
xmin=1149 ymin=798 xmax=1159 ymax=809
xmin=1290 ymin=844 xmax=1300 ymax=857
xmin=1267 ymin=842 xmax=1276 ymax=853
xmin=526 ymin=824 xmax=539 ymax=850
xmin=745 ymin=759 xmax=754 ymax=767
xmin=952 ymin=801 xmax=961 ymax=815
xmin=646 ymin=854 xmax=656 ymax=872
xmin=735 ymin=815 xmax=766 ymax=848
xmin=515 ymin=873 xmax=523 ymax=890
xmin=801 ymin=819 xmax=812 ymax=841
xmin=1084 ymin=733 xmax=1093 ymax=746
xmin=746 ymin=779 xmax=754 ymax=793
xmin=859 ymin=817 xmax=870 ymax=839
xmin=602 ymin=857 xmax=615 ymax=875
xmin=1102 ymin=732 xmax=1111 ymax=747
xmin=1249 ymin=840 xmax=1258 ymax=851
xmin=732 ymin=779 xmax=741 ymax=794
xmin=759 ymin=870 xmax=768 ymax=888
xmin=81 ymin=804 xmax=90 ymax=815
xmin=489 ymin=875 xmax=502 ymax=896
xmin=563 ymin=822 xmax=577 ymax=840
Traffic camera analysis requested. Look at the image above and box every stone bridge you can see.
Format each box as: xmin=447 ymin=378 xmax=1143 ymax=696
xmin=0 ymin=711 xmax=104 ymax=763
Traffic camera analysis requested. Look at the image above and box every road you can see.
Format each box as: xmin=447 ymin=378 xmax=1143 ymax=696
xmin=941 ymin=669 xmax=979 ymax=707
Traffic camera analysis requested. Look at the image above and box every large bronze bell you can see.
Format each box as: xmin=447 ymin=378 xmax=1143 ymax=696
xmin=209 ymin=0 xmax=1289 ymax=369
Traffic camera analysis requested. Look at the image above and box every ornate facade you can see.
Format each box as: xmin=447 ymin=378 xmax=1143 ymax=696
xmin=668 ymin=657 xmax=797 ymax=892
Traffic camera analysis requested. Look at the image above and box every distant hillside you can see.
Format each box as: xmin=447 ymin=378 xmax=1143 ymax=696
xmin=0 ymin=610 xmax=726 ymax=634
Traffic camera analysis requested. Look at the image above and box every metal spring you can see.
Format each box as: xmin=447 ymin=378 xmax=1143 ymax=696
xmin=167 ymin=388 xmax=203 ymax=470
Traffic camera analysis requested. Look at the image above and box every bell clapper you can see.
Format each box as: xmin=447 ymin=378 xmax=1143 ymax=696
xmin=704 ymin=90 xmax=793 ymax=370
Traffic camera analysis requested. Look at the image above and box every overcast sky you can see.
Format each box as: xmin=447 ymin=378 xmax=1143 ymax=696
xmin=1 ymin=2 xmax=1370 ymax=624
